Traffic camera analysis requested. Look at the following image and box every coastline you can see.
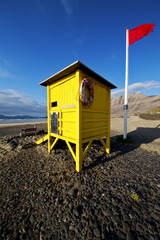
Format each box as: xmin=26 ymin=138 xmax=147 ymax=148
xmin=0 ymin=116 xmax=159 ymax=154
xmin=0 ymin=119 xmax=47 ymax=128
xmin=0 ymin=116 xmax=160 ymax=239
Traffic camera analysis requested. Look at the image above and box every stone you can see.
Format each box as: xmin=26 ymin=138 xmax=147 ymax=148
xmin=123 ymin=214 xmax=130 ymax=222
xmin=117 ymin=231 xmax=126 ymax=240
xmin=155 ymin=204 xmax=160 ymax=211
xmin=1 ymin=133 xmax=160 ymax=240
xmin=61 ymin=222 xmax=69 ymax=233
xmin=69 ymin=230 xmax=75 ymax=239
xmin=70 ymin=189 xmax=78 ymax=198
xmin=73 ymin=205 xmax=83 ymax=217
xmin=111 ymin=215 xmax=120 ymax=225
xmin=87 ymin=228 xmax=93 ymax=239
xmin=78 ymin=223 xmax=83 ymax=231
xmin=136 ymin=224 xmax=142 ymax=233
xmin=122 ymin=221 xmax=131 ymax=234
xmin=93 ymin=227 xmax=101 ymax=238
xmin=126 ymin=231 xmax=137 ymax=240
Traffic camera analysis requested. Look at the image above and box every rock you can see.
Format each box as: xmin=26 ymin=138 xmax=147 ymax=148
xmin=70 ymin=189 xmax=78 ymax=197
xmin=1 ymin=132 xmax=160 ymax=240
xmin=61 ymin=222 xmax=69 ymax=233
xmin=87 ymin=227 xmax=93 ymax=239
xmin=93 ymin=227 xmax=101 ymax=238
xmin=155 ymin=204 xmax=160 ymax=211
xmin=122 ymin=221 xmax=131 ymax=234
xmin=69 ymin=230 xmax=75 ymax=238
xmin=126 ymin=231 xmax=137 ymax=240
xmin=22 ymin=142 xmax=36 ymax=149
xmin=123 ymin=214 xmax=130 ymax=222
xmin=73 ymin=205 xmax=83 ymax=217
xmin=111 ymin=215 xmax=120 ymax=225
xmin=117 ymin=231 xmax=126 ymax=239
xmin=29 ymin=215 xmax=35 ymax=224
xmin=78 ymin=223 xmax=83 ymax=231
xmin=136 ymin=224 xmax=142 ymax=233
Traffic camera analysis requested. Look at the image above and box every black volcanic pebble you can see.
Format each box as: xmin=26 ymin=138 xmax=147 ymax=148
xmin=0 ymin=136 xmax=160 ymax=239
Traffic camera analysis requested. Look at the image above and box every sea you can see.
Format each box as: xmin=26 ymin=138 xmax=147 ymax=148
xmin=0 ymin=118 xmax=47 ymax=125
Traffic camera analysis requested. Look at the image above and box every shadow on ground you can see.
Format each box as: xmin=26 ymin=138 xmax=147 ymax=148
xmin=83 ymin=126 xmax=160 ymax=171
xmin=44 ymin=126 xmax=160 ymax=171
xmin=127 ymin=126 xmax=160 ymax=144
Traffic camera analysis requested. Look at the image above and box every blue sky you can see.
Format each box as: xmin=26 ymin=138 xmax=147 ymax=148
xmin=0 ymin=0 xmax=160 ymax=116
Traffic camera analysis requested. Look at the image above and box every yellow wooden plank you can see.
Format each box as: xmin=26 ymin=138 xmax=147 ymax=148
xmin=50 ymin=133 xmax=76 ymax=143
xmin=75 ymin=69 xmax=82 ymax=172
xmin=106 ymin=88 xmax=111 ymax=154
xmin=82 ymin=133 xmax=107 ymax=144
xmin=60 ymin=119 xmax=76 ymax=123
xmin=82 ymin=140 xmax=93 ymax=161
xmin=36 ymin=134 xmax=48 ymax=145
xmin=47 ymin=85 xmax=51 ymax=153
xmin=51 ymin=137 xmax=58 ymax=150
xmin=82 ymin=109 xmax=108 ymax=114
xmin=50 ymin=73 xmax=75 ymax=89
xmin=61 ymin=109 xmax=76 ymax=113
xmin=83 ymin=118 xmax=107 ymax=122
xmin=66 ymin=141 xmax=76 ymax=161
xmin=99 ymin=137 xmax=106 ymax=148
xmin=59 ymin=110 xmax=62 ymax=135
xmin=82 ymin=126 xmax=107 ymax=133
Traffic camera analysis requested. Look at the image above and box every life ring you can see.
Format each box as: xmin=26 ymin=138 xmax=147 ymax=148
xmin=80 ymin=78 xmax=94 ymax=105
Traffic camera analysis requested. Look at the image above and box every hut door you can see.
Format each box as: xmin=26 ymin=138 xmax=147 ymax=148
xmin=51 ymin=112 xmax=59 ymax=134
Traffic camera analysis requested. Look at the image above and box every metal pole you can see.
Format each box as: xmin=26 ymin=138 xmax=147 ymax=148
xmin=123 ymin=28 xmax=129 ymax=140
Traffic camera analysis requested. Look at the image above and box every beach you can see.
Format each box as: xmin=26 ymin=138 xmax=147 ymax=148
xmin=0 ymin=117 xmax=160 ymax=240
xmin=110 ymin=116 xmax=160 ymax=154
xmin=0 ymin=116 xmax=159 ymax=154
xmin=0 ymin=120 xmax=47 ymax=138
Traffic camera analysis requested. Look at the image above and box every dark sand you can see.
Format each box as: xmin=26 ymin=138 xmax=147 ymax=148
xmin=0 ymin=121 xmax=47 ymax=138
xmin=0 ymin=118 xmax=160 ymax=240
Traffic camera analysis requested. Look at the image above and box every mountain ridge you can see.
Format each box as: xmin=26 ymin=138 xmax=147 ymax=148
xmin=111 ymin=92 xmax=160 ymax=116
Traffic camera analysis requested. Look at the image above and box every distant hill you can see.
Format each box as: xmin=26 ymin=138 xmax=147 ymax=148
xmin=111 ymin=92 xmax=160 ymax=117
xmin=0 ymin=115 xmax=47 ymax=120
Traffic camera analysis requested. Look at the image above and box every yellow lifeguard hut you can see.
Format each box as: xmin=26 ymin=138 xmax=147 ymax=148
xmin=36 ymin=61 xmax=116 ymax=172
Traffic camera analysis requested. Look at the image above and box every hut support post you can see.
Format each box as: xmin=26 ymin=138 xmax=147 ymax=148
xmin=76 ymin=143 xmax=82 ymax=172
xmin=47 ymin=85 xmax=51 ymax=153
xmin=76 ymin=69 xmax=82 ymax=172
xmin=106 ymin=89 xmax=111 ymax=153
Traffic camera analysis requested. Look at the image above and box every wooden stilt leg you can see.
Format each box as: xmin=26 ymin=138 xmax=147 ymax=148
xmin=76 ymin=142 xmax=82 ymax=172
xmin=48 ymin=136 xmax=51 ymax=153
xmin=106 ymin=135 xmax=110 ymax=154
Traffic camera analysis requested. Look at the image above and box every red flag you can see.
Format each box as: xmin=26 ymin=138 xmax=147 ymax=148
xmin=129 ymin=23 xmax=155 ymax=45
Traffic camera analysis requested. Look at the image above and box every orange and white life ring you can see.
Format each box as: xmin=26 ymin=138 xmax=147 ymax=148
xmin=80 ymin=78 xmax=94 ymax=105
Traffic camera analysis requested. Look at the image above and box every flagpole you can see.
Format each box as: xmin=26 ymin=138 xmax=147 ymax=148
xmin=123 ymin=27 xmax=129 ymax=140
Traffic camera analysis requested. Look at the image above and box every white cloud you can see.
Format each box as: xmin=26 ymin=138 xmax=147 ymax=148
xmin=0 ymin=89 xmax=47 ymax=117
xmin=60 ymin=0 xmax=73 ymax=16
xmin=111 ymin=81 xmax=160 ymax=98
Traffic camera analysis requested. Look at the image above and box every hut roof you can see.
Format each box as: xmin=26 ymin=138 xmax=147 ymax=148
xmin=39 ymin=60 xmax=117 ymax=89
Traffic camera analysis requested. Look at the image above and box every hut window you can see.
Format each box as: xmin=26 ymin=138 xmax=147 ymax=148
xmin=52 ymin=101 xmax=57 ymax=107
xmin=51 ymin=112 xmax=58 ymax=134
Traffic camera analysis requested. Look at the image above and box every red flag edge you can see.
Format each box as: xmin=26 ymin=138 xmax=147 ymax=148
xmin=129 ymin=23 xmax=155 ymax=46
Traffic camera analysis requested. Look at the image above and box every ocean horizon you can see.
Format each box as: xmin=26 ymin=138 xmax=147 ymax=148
xmin=0 ymin=118 xmax=47 ymax=125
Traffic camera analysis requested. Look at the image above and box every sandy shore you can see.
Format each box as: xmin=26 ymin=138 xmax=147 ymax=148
xmin=0 ymin=121 xmax=47 ymax=138
xmin=0 ymin=120 xmax=47 ymax=128
xmin=0 ymin=117 xmax=160 ymax=239
xmin=0 ymin=116 xmax=159 ymax=154
xmin=111 ymin=116 xmax=160 ymax=154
